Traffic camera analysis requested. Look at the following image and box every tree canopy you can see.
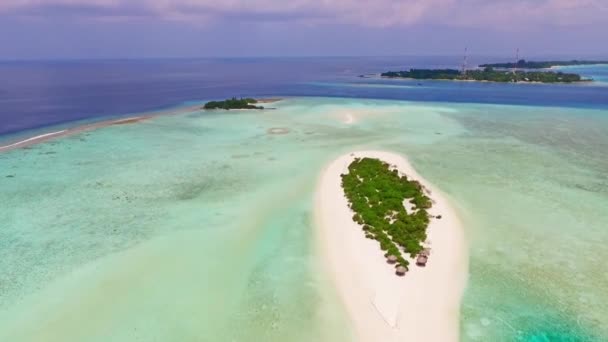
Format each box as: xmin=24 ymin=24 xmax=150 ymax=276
xmin=203 ymin=97 xmax=263 ymax=110
xmin=341 ymin=157 xmax=433 ymax=269
xmin=381 ymin=68 xmax=586 ymax=83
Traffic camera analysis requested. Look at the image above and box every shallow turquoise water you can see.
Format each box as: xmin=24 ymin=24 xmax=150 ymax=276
xmin=412 ymin=104 xmax=608 ymax=341
xmin=1 ymin=98 xmax=607 ymax=341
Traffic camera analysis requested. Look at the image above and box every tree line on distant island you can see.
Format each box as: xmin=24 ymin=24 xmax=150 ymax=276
xmin=203 ymin=97 xmax=264 ymax=110
xmin=381 ymin=68 xmax=585 ymax=83
xmin=479 ymin=59 xmax=608 ymax=69
xmin=341 ymin=157 xmax=433 ymax=270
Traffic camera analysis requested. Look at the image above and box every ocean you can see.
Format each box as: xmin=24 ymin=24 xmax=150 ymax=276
xmin=1 ymin=57 xmax=607 ymax=341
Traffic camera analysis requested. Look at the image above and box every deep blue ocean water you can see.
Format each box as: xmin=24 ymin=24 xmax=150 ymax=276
xmin=1 ymin=57 xmax=607 ymax=137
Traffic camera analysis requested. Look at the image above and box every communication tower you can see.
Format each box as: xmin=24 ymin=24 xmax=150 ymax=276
xmin=461 ymin=47 xmax=468 ymax=75
xmin=513 ymin=48 xmax=520 ymax=73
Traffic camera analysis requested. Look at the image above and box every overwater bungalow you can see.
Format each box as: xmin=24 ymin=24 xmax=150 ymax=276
xmin=387 ymin=255 xmax=398 ymax=264
xmin=396 ymin=266 xmax=407 ymax=276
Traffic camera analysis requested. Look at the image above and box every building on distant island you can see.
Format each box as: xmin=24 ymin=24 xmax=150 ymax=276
xmin=416 ymin=253 xmax=428 ymax=267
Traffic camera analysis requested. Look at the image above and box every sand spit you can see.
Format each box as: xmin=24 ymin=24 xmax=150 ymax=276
xmin=314 ymin=151 xmax=468 ymax=342
xmin=1 ymin=98 xmax=286 ymax=153
xmin=0 ymin=105 xmax=205 ymax=153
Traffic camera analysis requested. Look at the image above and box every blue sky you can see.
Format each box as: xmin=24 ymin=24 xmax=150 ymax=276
xmin=1 ymin=0 xmax=607 ymax=59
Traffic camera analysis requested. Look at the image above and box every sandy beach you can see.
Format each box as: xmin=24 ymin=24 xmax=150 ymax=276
xmin=314 ymin=150 xmax=468 ymax=342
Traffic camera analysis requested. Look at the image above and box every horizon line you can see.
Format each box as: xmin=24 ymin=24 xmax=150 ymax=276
xmin=2 ymin=53 xmax=608 ymax=63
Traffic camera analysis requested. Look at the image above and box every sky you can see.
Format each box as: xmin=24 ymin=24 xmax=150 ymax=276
xmin=1 ymin=0 xmax=607 ymax=59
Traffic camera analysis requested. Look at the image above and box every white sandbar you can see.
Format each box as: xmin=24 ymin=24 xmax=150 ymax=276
xmin=314 ymin=150 xmax=468 ymax=342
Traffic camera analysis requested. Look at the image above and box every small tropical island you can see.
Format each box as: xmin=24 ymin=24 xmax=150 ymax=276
xmin=480 ymin=59 xmax=608 ymax=69
xmin=315 ymin=151 xmax=467 ymax=340
xmin=341 ymin=157 xmax=432 ymax=274
xmin=203 ymin=97 xmax=264 ymax=110
xmin=381 ymin=68 xmax=587 ymax=83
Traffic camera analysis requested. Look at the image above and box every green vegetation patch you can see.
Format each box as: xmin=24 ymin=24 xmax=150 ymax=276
xmin=203 ymin=97 xmax=264 ymax=110
xmin=341 ymin=157 xmax=432 ymax=269
xmin=381 ymin=68 xmax=586 ymax=83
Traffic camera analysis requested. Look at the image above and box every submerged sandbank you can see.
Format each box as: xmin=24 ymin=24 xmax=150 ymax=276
xmin=314 ymin=151 xmax=468 ymax=342
xmin=0 ymin=105 xmax=196 ymax=153
xmin=1 ymin=98 xmax=285 ymax=154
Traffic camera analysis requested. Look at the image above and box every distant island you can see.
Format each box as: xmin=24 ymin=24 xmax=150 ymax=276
xmin=203 ymin=97 xmax=264 ymax=110
xmin=381 ymin=68 xmax=587 ymax=83
xmin=480 ymin=59 xmax=608 ymax=69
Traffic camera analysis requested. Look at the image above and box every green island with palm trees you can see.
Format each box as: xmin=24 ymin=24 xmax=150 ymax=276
xmin=341 ymin=157 xmax=432 ymax=270
xmin=203 ymin=97 xmax=264 ymax=110
xmin=381 ymin=68 xmax=588 ymax=83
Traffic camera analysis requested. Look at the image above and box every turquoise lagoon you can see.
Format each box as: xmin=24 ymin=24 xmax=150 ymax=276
xmin=1 ymin=97 xmax=607 ymax=341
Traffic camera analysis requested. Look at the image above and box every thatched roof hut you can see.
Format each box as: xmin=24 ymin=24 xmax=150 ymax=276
xmin=395 ymin=266 xmax=407 ymax=276
xmin=416 ymin=254 xmax=429 ymax=267
xmin=386 ymin=255 xmax=398 ymax=264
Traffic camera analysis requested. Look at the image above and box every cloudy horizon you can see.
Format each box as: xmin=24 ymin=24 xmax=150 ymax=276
xmin=1 ymin=0 xmax=607 ymax=59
